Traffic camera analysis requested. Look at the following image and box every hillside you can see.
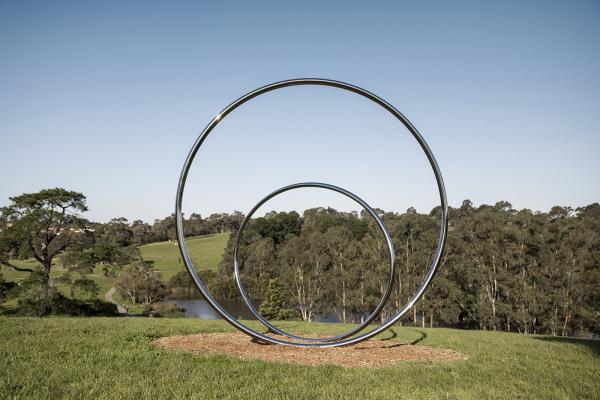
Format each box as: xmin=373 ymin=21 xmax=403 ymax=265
xmin=0 ymin=317 xmax=597 ymax=399
xmin=139 ymin=232 xmax=229 ymax=280
xmin=0 ymin=233 xmax=230 ymax=305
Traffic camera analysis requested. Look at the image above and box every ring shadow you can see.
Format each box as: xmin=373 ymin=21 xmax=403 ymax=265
xmin=249 ymin=327 xmax=430 ymax=348
xmin=380 ymin=328 xmax=428 ymax=345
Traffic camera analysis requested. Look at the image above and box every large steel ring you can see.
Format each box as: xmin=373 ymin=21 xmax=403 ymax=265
xmin=233 ymin=182 xmax=396 ymax=342
xmin=176 ymin=78 xmax=448 ymax=347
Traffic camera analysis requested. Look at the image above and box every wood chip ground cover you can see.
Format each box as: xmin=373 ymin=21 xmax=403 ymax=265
xmin=153 ymin=332 xmax=466 ymax=368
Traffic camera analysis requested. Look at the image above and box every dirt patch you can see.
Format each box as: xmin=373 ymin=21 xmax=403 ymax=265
xmin=152 ymin=332 xmax=466 ymax=368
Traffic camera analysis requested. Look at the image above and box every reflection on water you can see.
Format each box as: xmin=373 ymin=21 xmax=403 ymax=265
xmin=162 ymin=299 xmax=256 ymax=320
xmin=162 ymin=298 xmax=342 ymax=322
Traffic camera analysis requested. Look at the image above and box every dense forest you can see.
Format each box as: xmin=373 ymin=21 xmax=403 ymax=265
xmin=173 ymin=200 xmax=600 ymax=337
xmin=1 ymin=189 xmax=598 ymax=337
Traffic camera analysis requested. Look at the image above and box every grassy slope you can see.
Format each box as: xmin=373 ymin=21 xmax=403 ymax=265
xmin=0 ymin=233 xmax=230 ymax=303
xmin=139 ymin=233 xmax=229 ymax=280
xmin=0 ymin=317 xmax=598 ymax=400
xmin=0 ymin=233 xmax=229 ymax=288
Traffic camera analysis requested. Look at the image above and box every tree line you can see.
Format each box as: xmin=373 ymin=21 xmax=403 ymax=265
xmin=1 ymin=188 xmax=598 ymax=337
xmin=173 ymin=201 xmax=599 ymax=337
xmin=94 ymin=212 xmax=245 ymax=245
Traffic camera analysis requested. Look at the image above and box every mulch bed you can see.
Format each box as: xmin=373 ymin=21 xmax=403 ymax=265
xmin=152 ymin=332 xmax=466 ymax=368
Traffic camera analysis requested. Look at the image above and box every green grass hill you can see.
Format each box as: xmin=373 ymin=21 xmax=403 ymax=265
xmin=0 ymin=317 xmax=598 ymax=399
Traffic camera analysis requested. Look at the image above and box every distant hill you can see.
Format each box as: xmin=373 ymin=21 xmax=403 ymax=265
xmin=139 ymin=232 xmax=229 ymax=280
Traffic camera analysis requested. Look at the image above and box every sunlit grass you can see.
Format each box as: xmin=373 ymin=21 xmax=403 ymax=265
xmin=0 ymin=317 xmax=597 ymax=399
xmin=139 ymin=232 xmax=229 ymax=280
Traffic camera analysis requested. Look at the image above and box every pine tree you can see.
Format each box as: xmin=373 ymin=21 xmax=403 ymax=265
xmin=259 ymin=278 xmax=287 ymax=320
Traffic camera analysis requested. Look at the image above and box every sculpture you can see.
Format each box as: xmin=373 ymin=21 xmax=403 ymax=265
xmin=175 ymin=79 xmax=448 ymax=347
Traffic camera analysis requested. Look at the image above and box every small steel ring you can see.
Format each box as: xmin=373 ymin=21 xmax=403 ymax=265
xmin=233 ymin=182 xmax=395 ymax=342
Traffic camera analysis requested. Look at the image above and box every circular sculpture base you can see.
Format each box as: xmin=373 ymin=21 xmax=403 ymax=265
xmin=152 ymin=332 xmax=466 ymax=368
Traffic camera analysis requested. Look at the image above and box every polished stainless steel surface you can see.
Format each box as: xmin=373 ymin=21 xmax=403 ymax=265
xmin=175 ymin=78 xmax=448 ymax=347
xmin=233 ymin=181 xmax=395 ymax=342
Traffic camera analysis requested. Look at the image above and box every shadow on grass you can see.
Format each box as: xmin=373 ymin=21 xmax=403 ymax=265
xmin=248 ymin=326 xmax=430 ymax=347
xmin=381 ymin=328 xmax=428 ymax=345
xmin=409 ymin=330 xmax=428 ymax=345
xmin=533 ymin=336 xmax=600 ymax=357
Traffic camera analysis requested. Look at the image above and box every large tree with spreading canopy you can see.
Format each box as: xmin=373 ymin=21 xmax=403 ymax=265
xmin=0 ymin=188 xmax=90 ymax=300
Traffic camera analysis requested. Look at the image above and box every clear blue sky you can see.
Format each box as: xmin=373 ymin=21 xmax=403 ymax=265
xmin=1 ymin=1 xmax=598 ymax=222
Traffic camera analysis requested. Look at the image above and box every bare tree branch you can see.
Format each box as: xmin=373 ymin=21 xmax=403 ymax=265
xmin=27 ymin=239 xmax=45 ymax=265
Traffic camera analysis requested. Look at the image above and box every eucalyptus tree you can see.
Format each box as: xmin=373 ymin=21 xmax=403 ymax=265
xmin=279 ymin=230 xmax=329 ymax=322
xmin=237 ymin=234 xmax=277 ymax=303
xmin=324 ymin=226 xmax=359 ymax=323
xmin=115 ymin=261 xmax=169 ymax=304
xmin=131 ymin=219 xmax=152 ymax=245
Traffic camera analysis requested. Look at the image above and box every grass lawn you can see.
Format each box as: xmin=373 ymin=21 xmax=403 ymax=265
xmin=139 ymin=232 xmax=229 ymax=280
xmin=0 ymin=317 xmax=598 ymax=399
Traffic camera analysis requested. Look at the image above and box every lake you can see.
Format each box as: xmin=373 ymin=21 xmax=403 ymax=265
xmin=162 ymin=299 xmax=257 ymax=320
xmin=162 ymin=298 xmax=344 ymax=322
